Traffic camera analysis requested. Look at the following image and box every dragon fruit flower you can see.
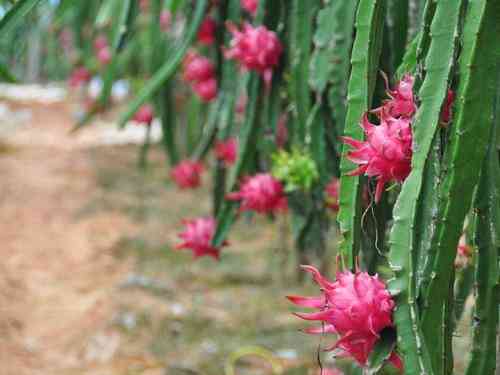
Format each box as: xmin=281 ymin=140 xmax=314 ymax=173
xmin=455 ymin=234 xmax=472 ymax=268
xmin=227 ymin=173 xmax=287 ymax=214
xmin=170 ymin=160 xmax=204 ymax=189
xmin=193 ymin=78 xmax=218 ymax=102
xmin=183 ymin=54 xmax=215 ymax=83
xmin=133 ymin=104 xmax=154 ymax=125
xmin=197 ymin=17 xmax=216 ymax=45
xmin=215 ymin=138 xmax=238 ymax=166
xmin=325 ymin=178 xmax=340 ymax=213
xmin=241 ymin=0 xmax=258 ymax=15
xmin=224 ymin=22 xmax=283 ymax=87
xmin=374 ymin=74 xmax=416 ymax=119
xmin=441 ymin=89 xmax=455 ymax=125
xmin=97 ymin=46 xmax=112 ymax=66
xmin=69 ymin=67 xmax=91 ymax=88
xmin=287 ymin=266 xmax=401 ymax=371
xmin=342 ymin=113 xmax=413 ymax=202
xmin=160 ymin=10 xmax=172 ymax=32
xmin=176 ymin=217 xmax=225 ymax=259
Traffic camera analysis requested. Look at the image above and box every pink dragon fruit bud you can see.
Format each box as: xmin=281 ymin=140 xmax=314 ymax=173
xmin=227 ymin=173 xmax=287 ymax=214
xmin=176 ymin=217 xmax=226 ymax=259
xmin=139 ymin=0 xmax=149 ymax=12
xmin=288 ymin=266 xmax=401 ymax=371
xmin=68 ymin=67 xmax=91 ymax=88
xmin=193 ymin=78 xmax=218 ymax=102
xmin=440 ymin=89 xmax=455 ymax=125
xmin=94 ymin=35 xmax=108 ymax=52
xmin=197 ymin=17 xmax=216 ymax=45
xmin=325 ymin=178 xmax=340 ymax=213
xmin=170 ymin=160 xmax=204 ymax=189
xmin=240 ymin=0 xmax=258 ymax=15
xmin=374 ymin=74 xmax=416 ymax=119
xmin=342 ymin=112 xmax=413 ymax=203
xmin=97 ymin=46 xmax=112 ymax=66
xmin=224 ymin=22 xmax=283 ymax=87
xmin=215 ymin=137 xmax=238 ymax=166
xmin=133 ymin=104 xmax=154 ymax=125
xmin=183 ymin=54 xmax=216 ymax=83
xmin=454 ymin=234 xmax=472 ymax=268
xmin=160 ymin=10 xmax=172 ymax=32
xmin=235 ymin=93 xmax=248 ymax=114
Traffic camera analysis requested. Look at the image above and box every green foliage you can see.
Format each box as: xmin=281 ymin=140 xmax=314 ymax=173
xmin=271 ymin=149 xmax=319 ymax=193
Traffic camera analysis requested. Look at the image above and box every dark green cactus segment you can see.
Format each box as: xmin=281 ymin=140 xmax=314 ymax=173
xmin=337 ymin=0 xmax=386 ymax=270
xmin=465 ymin=122 xmax=500 ymax=375
xmin=420 ymin=3 xmax=500 ymax=373
xmin=386 ymin=0 xmax=408 ymax=73
xmin=387 ymin=0 xmax=464 ymax=373
xmin=327 ymin=0 xmax=358 ymax=132
xmin=289 ymin=0 xmax=318 ymax=145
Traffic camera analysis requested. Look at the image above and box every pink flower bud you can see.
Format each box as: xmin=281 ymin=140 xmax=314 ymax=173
xmin=170 ymin=160 xmax=204 ymax=189
xmin=240 ymin=0 xmax=258 ymax=15
xmin=68 ymin=67 xmax=91 ymax=88
xmin=193 ymin=78 xmax=218 ymax=102
xmin=215 ymin=137 xmax=238 ymax=166
xmin=94 ymin=35 xmax=108 ymax=52
xmin=441 ymin=89 xmax=455 ymax=125
xmin=133 ymin=104 xmax=154 ymax=125
xmin=197 ymin=17 xmax=216 ymax=45
xmin=176 ymin=217 xmax=226 ymax=259
xmin=97 ymin=46 xmax=112 ymax=66
xmin=183 ymin=54 xmax=216 ymax=83
xmin=325 ymin=178 xmax=340 ymax=213
xmin=227 ymin=173 xmax=287 ymax=214
xmin=160 ymin=10 xmax=172 ymax=32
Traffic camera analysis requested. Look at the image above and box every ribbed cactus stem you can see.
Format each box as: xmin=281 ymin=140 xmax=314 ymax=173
xmin=420 ymin=2 xmax=500 ymax=374
xmin=337 ymin=0 xmax=386 ymax=269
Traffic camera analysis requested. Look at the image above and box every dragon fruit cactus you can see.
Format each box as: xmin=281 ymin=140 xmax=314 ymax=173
xmin=133 ymin=104 xmax=154 ymax=125
xmin=342 ymin=110 xmax=413 ymax=202
xmin=224 ymin=22 xmax=283 ymax=86
xmin=215 ymin=137 xmax=238 ymax=166
xmin=325 ymin=178 xmax=340 ymax=213
xmin=176 ymin=217 xmax=225 ymax=259
xmin=170 ymin=160 xmax=204 ymax=189
xmin=197 ymin=17 xmax=216 ymax=45
xmin=240 ymin=0 xmax=258 ymax=15
xmin=227 ymin=173 xmax=287 ymax=214
xmin=288 ymin=265 xmax=402 ymax=371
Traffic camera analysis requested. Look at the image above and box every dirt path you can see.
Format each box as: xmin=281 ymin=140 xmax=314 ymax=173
xmin=0 ymin=99 xmax=133 ymax=375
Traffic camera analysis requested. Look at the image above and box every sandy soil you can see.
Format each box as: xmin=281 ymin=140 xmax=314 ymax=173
xmin=0 ymin=99 xmax=134 ymax=375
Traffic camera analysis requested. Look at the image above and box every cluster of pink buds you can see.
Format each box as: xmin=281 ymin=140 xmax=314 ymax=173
xmin=197 ymin=17 xmax=216 ymax=45
xmin=68 ymin=66 xmax=91 ymax=88
xmin=288 ymin=265 xmax=402 ymax=371
xmin=176 ymin=217 xmax=226 ymax=259
xmin=240 ymin=0 xmax=258 ymax=15
xmin=325 ymin=177 xmax=340 ymax=213
xmin=224 ymin=23 xmax=282 ymax=87
xmin=94 ymin=35 xmax=112 ymax=66
xmin=227 ymin=173 xmax=287 ymax=214
xmin=170 ymin=160 xmax=204 ymax=189
xmin=342 ymin=74 xmax=417 ymax=202
xmin=215 ymin=137 xmax=238 ymax=166
xmin=133 ymin=104 xmax=154 ymax=126
xmin=183 ymin=51 xmax=218 ymax=102
xmin=455 ymin=234 xmax=472 ymax=268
